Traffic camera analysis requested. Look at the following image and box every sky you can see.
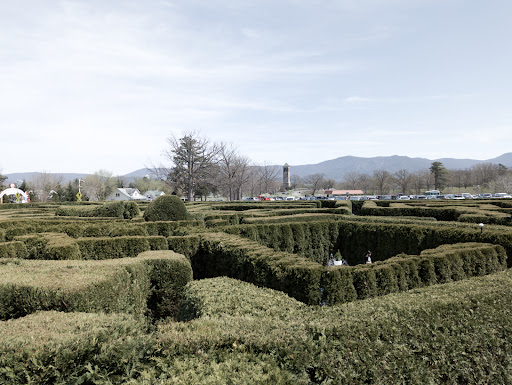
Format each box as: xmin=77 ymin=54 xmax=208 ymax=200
xmin=1 ymin=0 xmax=512 ymax=176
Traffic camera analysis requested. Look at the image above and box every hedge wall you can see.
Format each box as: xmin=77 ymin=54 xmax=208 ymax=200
xmin=0 ymin=241 xmax=28 ymax=259
xmin=0 ymin=311 xmax=152 ymax=383
xmin=156 ymin=272 xmax=512 ymax=384
xmin=191 ymin=232 xmax=325 ymax=305
xmin=55 ymin=201 xmax=140 ymax=219
xmin=167 ymin=235 xmax=201 ymax=259
xmin=228 ymin=218 xmax=512 ymax=267
xmin=189 ymin=231 xmax=506 ymax=305
xmin=321 ymin=243 xmax=506 ymax=304
xmin=76 ymin=235 xmax=168 ymax=259
xmin=361 ymin=200 xmax=512 ymax=225
xmin=0 ymin=251 xmax=192 ymax=320
xmin=14 ymin=233 xmax=82 ymax=260
xmin=0 ymin=219 xmax=149 ymax=240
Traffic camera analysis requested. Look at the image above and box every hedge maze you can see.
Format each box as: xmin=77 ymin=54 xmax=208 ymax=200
xmin=1 ymin=199 xmax=512 ymax=383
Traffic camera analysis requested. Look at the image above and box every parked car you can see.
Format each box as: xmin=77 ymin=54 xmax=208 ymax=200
xmin=479 ymin=193 xmax=493 ymax=199
xmin=398 ymin=195 xmax=410 ymax=200
xmin=494 ymin=193 xmax=512 ymax=198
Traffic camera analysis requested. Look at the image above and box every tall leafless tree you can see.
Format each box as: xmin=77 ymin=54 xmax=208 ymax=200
xmin=154 ymin=131 xmax=221 ymax=201
xmin=372 ymin=169 xmax=392 ymax=195
xmin=304 ymin=173 xmax=325 ymax=196
xmin=218 ymin=143 xmax=252 ymax=200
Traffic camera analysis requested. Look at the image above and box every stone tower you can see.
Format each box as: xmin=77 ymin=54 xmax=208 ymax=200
xmin=283 ymin=163 xmax=291 ymax=190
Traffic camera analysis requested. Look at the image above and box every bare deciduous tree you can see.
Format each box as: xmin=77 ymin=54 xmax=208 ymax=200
xmin=372 ymin=169 xmax=392 ymax=195
xmin=393 ymin=169 xmax=412 ymax=194
xmin=218 ymin=143 xmax=252 ymax=200
xmin=154 ymin=131 xmax=221 ymax=201
xmin=83 ymin=170 xmax=118 ymax=201
xmin=257 ymin=162 xmax=280 ymax=195
xmin=304 ymin=173 xmax=325 ymax=196
xmin=30 ymin=172 xmax=63 ymax=202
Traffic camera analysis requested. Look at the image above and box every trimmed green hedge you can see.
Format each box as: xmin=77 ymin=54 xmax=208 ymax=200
xmin=155 ymin=272 xmax=512 ymax=384
xmin=141 ymin=250 xmax=193 ymax=319
xmin=144 ymin=220 xmax=204 ymax=236
xmin=192 ymin=232 xmax=325 ymax=305
xmin=190 ymin=231 xmax=506 ymax=305
xmin=14 ymin=233 xmax=82 ymax=260
xmin=0 ymin=311 xmax=152 ymax=383
xmin=361 ymin=200 xmax=512 ymax=225
xmin=322 ymin=243 xmax=506 ymax=303
xmin=168 ymin=235 xmax=201 ymax=259
xmin=76 ymin=236 xmax=165 ymax=259
xmin=0 ymin=241 xmax=28 ymax=259
xmin=143 ymin=195 xmax=189 ymax=222
xmin=0 ymin=251 xmax=192 ymax=320
xmin=55 ymin=201 xmax=140 ymax=219
xmin=228 ymin=218 xmax=512 ymax=268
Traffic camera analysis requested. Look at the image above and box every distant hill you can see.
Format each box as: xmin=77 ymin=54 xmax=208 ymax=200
xmin=3 ymin=154 xmax=512 ymax=186
xmin=286 ymin=153 xmax=512 ymax=180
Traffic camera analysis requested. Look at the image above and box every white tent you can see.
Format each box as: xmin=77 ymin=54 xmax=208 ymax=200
xmin=0 ymin=187 xmax=29 ymax=203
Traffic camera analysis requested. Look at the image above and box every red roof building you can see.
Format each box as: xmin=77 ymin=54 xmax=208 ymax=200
xmin=324 ymin=189 xmax=364 ymax=196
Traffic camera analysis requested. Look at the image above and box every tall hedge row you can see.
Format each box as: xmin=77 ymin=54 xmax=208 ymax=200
xmin=158 ymin=272 xmax=512 ymax=384
xmin=55 ymin=201 xmax=140 ymax=219
xmin=0 ymin=251 xmax=192 ymax=320
xmin=228 ymin=219 xmax=512 ymax=267
xmin=0 ymin=241 xmax=28 ymax=259
xmin=361 ymin=200 xmax=512 ymax=225
xmin=0 ymin=311 xmax=152 ymax=384
xmin=77 ymin=235 xmax=168 ymax=259
xmin=189 ymin=231 xmax=505 ymax=306
xmin=14 ymin=233 xmax=82 ymax=260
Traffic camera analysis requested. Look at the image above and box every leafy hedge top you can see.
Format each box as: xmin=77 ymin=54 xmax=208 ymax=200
xmin=144 ymin=195 xmax=189 ymax=222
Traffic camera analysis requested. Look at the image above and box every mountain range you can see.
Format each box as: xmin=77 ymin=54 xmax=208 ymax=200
xmin=4 ymin=153 xmax=512 ymax=186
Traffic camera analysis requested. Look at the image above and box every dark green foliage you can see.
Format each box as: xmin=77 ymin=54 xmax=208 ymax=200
xmin=142 ymin=251 xmax=193 ymax=319
xmin=143 ymin=195 xmax=189 ymax=222
xmin=144 ymin=220 xmax=204 ymax=236
xmin=123 ymin=201 xmax=141 ymax=219
xmin=0 ymin=311 xmax=153 ymax=384
xmin=163 ymin=273 xmax=512 ymax=384
xmin=55 ymin=201 xmax=140 ymax=219
xmin=0 ymin=251 xmax=192 ymax=320
xmin=167 ymin=235 xmax=200 ymax=259
xmin=0 ymin=241 xmax=28 ymax=259
xmin=77 ymin=236 xmax=152 ymax=259
xmin=14 ymin=233 xmax=82 ymax=260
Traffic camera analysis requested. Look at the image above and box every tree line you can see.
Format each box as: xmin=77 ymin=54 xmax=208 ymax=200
xmin=1 ymin=133 xmax=511 ymax=202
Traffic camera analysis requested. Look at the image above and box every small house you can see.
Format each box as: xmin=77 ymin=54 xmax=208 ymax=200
xmin=106 ymin=188 xmax=149 ymax=201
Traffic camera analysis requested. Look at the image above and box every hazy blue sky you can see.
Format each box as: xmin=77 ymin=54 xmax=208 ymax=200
xmin=1 ymin=0 xmax=511 ymax=175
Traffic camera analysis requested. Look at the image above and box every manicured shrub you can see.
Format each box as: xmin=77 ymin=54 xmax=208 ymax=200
xmin=0 ymin=251 xmax=192 ymax=320
xmin=167 ymin=235 xmax=201 ymax=259
xmin=144 ymin=195 xmax=189 ymax=222
xmin=141 ymin=250 xmax=193 ymax=319
xmin=160 ymin=272 xmax=512 ymax=384
xmin=123 ymin=201 xmax=141 ymax=219
xmin=14 ymin=233 xmax=82 ymax=260
xmin=144 ymin=220 xmax=204 ymax=236
xmin=0 ymin=241 xmax=28 ymax=259
xmin=0 ymin=311 xmax=153 ymax=384
xmin=77 ymin=236 xmax=151 ymax=259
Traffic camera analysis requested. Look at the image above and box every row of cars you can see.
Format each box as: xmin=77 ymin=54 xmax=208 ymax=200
xmin=326 ymin=192 xmax=512 ymax=201
xmin=244 ymin=192 xmax=512 ymax=202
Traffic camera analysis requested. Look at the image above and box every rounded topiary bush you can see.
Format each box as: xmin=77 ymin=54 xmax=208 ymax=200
xmin=143 ymin=195 xmax=189 ymax=222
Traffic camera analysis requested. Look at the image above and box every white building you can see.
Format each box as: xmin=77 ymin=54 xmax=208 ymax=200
xmin=106 ymin=188 xmax=149 ymax=201
xmin=144 ymin=190 xmax=165 ymax=201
